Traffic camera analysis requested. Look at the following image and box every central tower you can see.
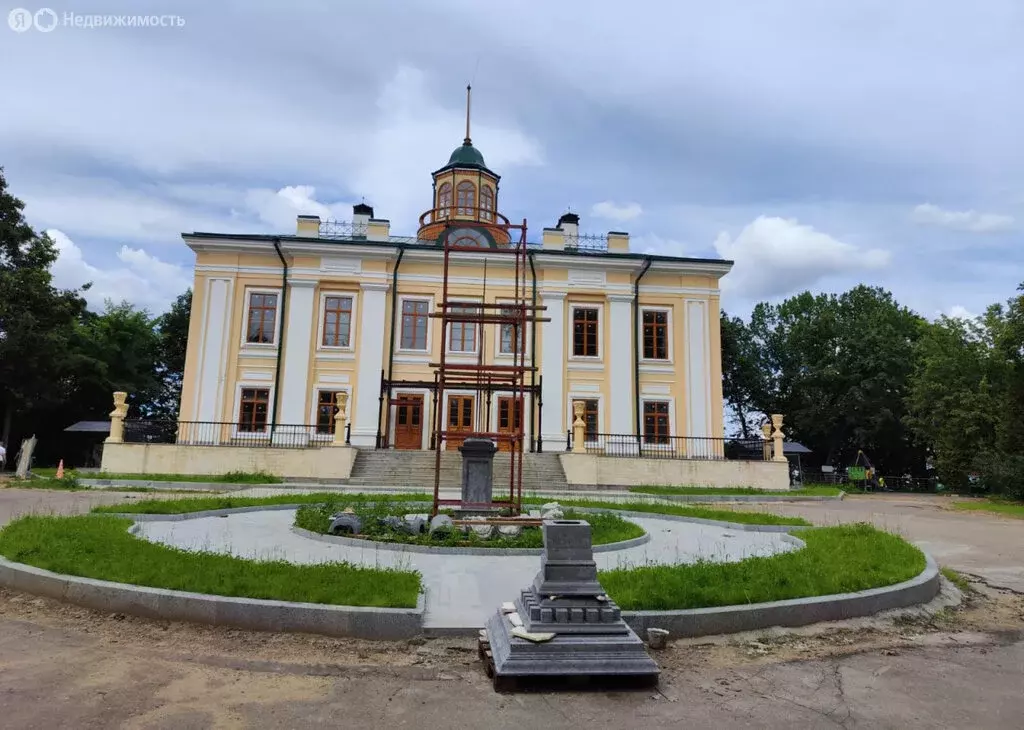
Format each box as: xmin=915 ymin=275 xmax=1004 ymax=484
xmin=416 ymin=86 xmax=511 ymax=246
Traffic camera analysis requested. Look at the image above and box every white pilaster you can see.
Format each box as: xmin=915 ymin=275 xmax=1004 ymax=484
xmin=540 ymin=291 xmax=566 ymax=450
xmin=350 ymin=281 xmax=389 ymax=447
xmin=685 ymin=299 xmax=712 ymax=438
xmin=608 ymin=294 xmax=634 ymax=434
xmin=279 ymin=280 xmax=316 ymax=427
xmin=194 ymin=277 xmax=233 ymax=423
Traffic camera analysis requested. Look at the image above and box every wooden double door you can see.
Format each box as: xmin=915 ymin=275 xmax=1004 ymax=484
xmin=395 ymin=393 xmax=524 ymax=451
xmin=496 ymin=396 xmax=524 ymax=452
xmin=394 ymin=395 xmax=424 ymax=450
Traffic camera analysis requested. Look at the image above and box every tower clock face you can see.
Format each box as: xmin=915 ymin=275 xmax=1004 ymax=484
xmin=445 ymin=227 xmax=493 ymax=248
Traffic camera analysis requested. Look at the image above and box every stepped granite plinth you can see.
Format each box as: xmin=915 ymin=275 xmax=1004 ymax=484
xmin=484 ymin=519 xmax=659 ymax=685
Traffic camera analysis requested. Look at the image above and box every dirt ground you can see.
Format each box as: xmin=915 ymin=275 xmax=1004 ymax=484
xmin=0 ymin=488 xmax=1022 ymax=728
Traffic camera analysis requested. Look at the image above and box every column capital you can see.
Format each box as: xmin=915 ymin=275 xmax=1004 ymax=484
xmin=607 ymin=293 xmax=634 ymax=303
xmin=540 ymin=290 xmax=567 ymax=301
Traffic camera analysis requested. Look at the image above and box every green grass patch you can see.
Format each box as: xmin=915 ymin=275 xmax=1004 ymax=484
xmin=940 ymin=567 xmax=972 ymax=593
xmin=31 ymin=469 xmax=283 ymax=484
xmin=5 ymin=476 xmax=89 ymax=491
xmin=295 ymin=498 xmax=644 ymax=549
xmin=600 ymin=523 xmax=924 ymax=610
xmin=629 ymin=485 xmax=843 ymax=497
xmin=92 ymin=491 xmax=433 ymax=515
xmin=952 ymin=499 xmax=1024 ymax=519
xmin=523 ymin=496 xmax=811 ymax=526
xmin=0 ymin=514 xmax=420 ymax=608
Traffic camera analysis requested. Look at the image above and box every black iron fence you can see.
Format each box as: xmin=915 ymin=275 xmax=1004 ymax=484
xmin=566 ymin=432 xmax=770 ymax=461
xmin=123 ymin=420 xmax=344 ymax=449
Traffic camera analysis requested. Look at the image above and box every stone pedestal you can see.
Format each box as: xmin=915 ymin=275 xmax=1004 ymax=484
xmin=459 ymin=437 xmax=497 ymax=511
xmin=485 ymin=519 xmax=659 ymax=684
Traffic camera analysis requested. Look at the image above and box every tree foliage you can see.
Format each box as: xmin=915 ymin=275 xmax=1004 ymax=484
xmin=0 ymin=170 xmax=191 ymax=465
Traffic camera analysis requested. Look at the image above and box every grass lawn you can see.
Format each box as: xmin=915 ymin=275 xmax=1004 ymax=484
xmin=2 ymin=476 xmax=179 ymax=493
xmin=951 ymin=499 xmax=1024 ymax=519
xmin=940 ymin=567 xmax=972 ymax=593
xmin=0 ymin=515 xmax=420 ymax=608
xmin=32 ymin=469 xmax=282 ymax=484
xmin=600 ymin=523 xmax=925 ymax=610
xmin=93 ymin=492 xmax=810 ymax=526
xmin=629 ymin=485 xmax=844 ymax=497
xmin=294 ymin=499 xmax=644 ymax=549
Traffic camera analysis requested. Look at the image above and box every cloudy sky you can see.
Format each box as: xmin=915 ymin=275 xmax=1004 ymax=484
xmin=2 ymin=0 xmax=1022 ymax=318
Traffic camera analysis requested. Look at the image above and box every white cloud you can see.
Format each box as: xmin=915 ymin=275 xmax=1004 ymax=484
xmin=47 ymin=230 xmax=191 ymax=314
xmin=591 ymin=201 xmax=643 ymax=222
xmin=714 ymin=216 xmax=890 ymax=299
xmin=911 ymin=204 xmax=1015 ymax=233
xmin=945 ymin=304 xmax=977 ymax=321
xmin=243 ymin=185 xmax=353 ymax=232
xmin=632 ymin=233 xmax=690 ymax=257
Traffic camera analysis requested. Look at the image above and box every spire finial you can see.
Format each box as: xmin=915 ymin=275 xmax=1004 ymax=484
xmin=464 ymin=84 xmax=472 ymax=145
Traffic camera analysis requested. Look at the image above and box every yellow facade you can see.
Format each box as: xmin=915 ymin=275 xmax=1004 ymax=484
xmin=178 ymin=137 xmax=732 ymax=452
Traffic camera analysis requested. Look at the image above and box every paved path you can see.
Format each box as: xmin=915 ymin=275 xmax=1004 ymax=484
xmin=136 ymin=510 xmax=796 ymax=629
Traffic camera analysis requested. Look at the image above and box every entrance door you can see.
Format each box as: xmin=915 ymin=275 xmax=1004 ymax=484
xmin=447 ymin=394 xmax=474 ymax=450
xmin=394 ymin=395 xmax=424 ymax=450
xmin=496 ymin=396 xmax=524 ymax=452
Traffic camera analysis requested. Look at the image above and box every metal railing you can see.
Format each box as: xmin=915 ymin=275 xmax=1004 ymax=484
xmin=123 ymin=420 xmax=337 ymax=449
xmin=563 ymin=233 xmax=608 ymax=253
xmin=566 ymin=432 xmax=770 ymax=461
xmin=319 ymin=220 xmax=368 ymax=239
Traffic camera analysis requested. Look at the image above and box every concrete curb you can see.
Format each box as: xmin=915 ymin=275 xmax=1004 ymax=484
xmin=105 ymin=504 xmax=308 ymax=521
xmin=290 ymin=526 xmax=652 ymax=556
xmin=79 ymin=479 xmax=277 ymax=491
xmin=0 ymin=556 xmax=425 ymax=640
xmin=621 ymin=553 xmax=942 ymax=638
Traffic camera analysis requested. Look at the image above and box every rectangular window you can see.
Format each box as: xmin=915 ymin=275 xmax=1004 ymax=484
xmin=499 ymin=306 xmax=525 ymax=355
xmin=642 ymin=310 xmax=669 ymax=360
xmin=448 ymin=303 xmax=478 ymax=353
xmin=238 ymin=388 xmax=270 ymax=432
xmin=400 ymin=299 xmax=429 ymax=350
xmin=315 ymin=391 xmax=339 ymax=435
xmin=246 ymin=292 xmax=278 ymax=344
xmin=643 ymin=401 xmax=670 ymax=444
xmin=572 ymin=307 xmax=599 ymax=357
xmin=582 ymin=399 xmax=599 ymax=441
xmin=322 ymin=295 xmax=353 ymax=348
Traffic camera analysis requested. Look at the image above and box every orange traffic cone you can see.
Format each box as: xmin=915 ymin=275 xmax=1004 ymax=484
xmin=56 ymin=460 xmax=64 ymax=479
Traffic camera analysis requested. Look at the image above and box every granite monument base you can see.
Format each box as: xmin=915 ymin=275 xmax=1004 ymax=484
xmin=483 ymin=519 xmax=659 ymax=687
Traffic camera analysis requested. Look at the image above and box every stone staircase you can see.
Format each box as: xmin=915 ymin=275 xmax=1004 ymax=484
xmin=346 ymin=449 xmax=568 ymax=492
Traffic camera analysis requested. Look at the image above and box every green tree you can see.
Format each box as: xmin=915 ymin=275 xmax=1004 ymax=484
xmin=720 ymin=311 xmax=762 ymax=438
xmin=154 ymin=289 xmax=192 ymax=419
xmin=743 ymin=285 xmax=925 ymax=473
xmin=0 ymin=167 xmax=89 ymax=446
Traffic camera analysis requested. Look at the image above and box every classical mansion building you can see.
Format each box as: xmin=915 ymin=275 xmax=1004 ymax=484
xmin=176 ymin=131 xmax=732 ymax=455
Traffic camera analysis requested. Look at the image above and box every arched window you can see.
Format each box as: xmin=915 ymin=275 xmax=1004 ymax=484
xmin=456 ymin=181 xmax=476 ymax=216
xmin=437 ymin=182 xmax=452 ymax=219
xmin=480 ymin=185 xmax=494 ymax=221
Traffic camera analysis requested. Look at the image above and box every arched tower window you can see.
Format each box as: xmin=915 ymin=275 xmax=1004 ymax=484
xmin=480 ymin=185 xmax=494 ymax=221
xmin=437 ymin=182 xmax=452 ymax=219
xmin=457 ymin=181 xmax=476 ymax=216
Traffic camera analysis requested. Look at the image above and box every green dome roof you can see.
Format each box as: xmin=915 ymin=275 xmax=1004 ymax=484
xmin=447 ymin=141 xmax=486 ymax=168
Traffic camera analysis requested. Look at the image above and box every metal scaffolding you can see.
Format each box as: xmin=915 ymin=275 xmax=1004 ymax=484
xmin=429 ymin=211 xmax=546 ymax=517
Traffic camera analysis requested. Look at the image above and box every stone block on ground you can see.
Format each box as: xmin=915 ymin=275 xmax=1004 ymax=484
xmin=378 ymin=516 xmax=404 ymax=532
xmin=328 ymin=513 xmax=362 ymax=535
xmin=403 ymin=515 xmax=426 ymax=534
xmin=498 ymin=525 xmax=523 ymax=538
xmin=429 ymin=514 xmax=454 ymax=536
xmin=472 ymin=524 xmax=496 ymax=539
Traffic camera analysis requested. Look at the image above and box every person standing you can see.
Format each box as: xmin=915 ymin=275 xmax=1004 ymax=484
xmin=0 ymin=442 xmax=6 ymax=471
